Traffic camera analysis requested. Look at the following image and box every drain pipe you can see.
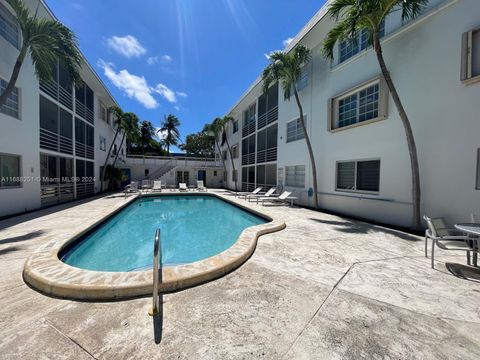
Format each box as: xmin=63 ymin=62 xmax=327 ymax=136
xmin=148 ymin=229 xmax=161 ymax=316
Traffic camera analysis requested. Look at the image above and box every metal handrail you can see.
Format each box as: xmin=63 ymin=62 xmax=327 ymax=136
xmin=148 ymin=229 xmax=162 ymax=316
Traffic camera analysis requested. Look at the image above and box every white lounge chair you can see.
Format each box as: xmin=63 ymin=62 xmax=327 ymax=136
xmin=259 ymin=191 xmax=297 ymax=207
xmin=236 ymin=187 xmax=263 ymax=199
xmin=178 ymin=183 xmax=188 ymax=192
xmin=141 ymin=179 xmax=151 ymax=193
xmin=124 ymin=181 xmax=139 ymax=197
xmin=197 ymin=180 xmax=207 ymax=192
xmin=424 ymin=216 xmax=473 ymax=268
xmin=151 ymin=180 xmax=162 ymax=192
xmin=246 ymin=187 xmax=276 ymax=202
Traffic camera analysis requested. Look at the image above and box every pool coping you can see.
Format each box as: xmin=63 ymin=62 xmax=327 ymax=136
xmin=23 ymin=191 xmax=286 ymax=301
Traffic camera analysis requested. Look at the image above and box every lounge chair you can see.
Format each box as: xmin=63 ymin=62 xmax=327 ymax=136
xmin=124 ymin=181 xmax=139 ymax=197
xmin=246 ymin=187 xmax=276 ymax=202
xmin=141 ymin=179 xmax=151 ymax=193
xmin=236 ymin=187 xmax=263 ymax=199
xmin=197 ymin=180 xmax=207 ymax=192
xmin=151 ymin=180 xmax=162 ymax=192
xmin=178 ymin=183 xmax=188 ymax=192
xmin=259 ymin=191 xmax=297 ymax=207
xmin=424 ymin=216 xmax=473 ymax=268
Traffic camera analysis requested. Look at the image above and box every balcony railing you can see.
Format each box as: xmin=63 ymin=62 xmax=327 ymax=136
xmin=40 ymin=128 xmax=73 ymax=155
xmin=256 ymin=147 xmax=277 ymax=163
xmin=242 ymin=120 xmax=256 ymax=138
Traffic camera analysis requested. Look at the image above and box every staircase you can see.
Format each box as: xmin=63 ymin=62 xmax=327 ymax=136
xmin=147 ymin=160 xmax=176 ymax=180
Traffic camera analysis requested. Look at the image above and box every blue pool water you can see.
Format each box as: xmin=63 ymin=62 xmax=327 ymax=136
xmin=61 ymin=195 xmax=266 ymax=272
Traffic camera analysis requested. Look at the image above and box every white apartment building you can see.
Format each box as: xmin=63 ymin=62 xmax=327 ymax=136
xmin=0 ymin=0 xmax=125 ymax=218
xmin=219 ymin=0 xmax=480 ymax=228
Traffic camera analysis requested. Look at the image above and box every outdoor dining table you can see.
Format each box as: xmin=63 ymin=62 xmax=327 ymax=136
xmin=454 ymin=223 xmax=480 ymax=267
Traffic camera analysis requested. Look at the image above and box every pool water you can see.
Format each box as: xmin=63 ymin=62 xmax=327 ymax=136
xmin=61 ymin=195 xmax=266 ymax=272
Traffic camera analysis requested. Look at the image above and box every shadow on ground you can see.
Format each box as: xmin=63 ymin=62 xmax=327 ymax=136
xmin=309 ymin=218 xmax=420 ymax=242
xmin=446 ymin=263 xmax=480 ymax=283
xmin=0 ymin=230 xmax=45 ymax=245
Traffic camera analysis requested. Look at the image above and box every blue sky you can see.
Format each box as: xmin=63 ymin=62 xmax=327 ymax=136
xmin=47 ymin=0 xmax=324 ymax=150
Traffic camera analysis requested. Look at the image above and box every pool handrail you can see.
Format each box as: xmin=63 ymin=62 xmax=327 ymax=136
xmin=148 ymin=229 xmax=162 ymax=316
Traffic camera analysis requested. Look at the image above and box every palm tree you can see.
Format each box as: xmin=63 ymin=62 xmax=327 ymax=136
xmin=219 ymin=116 xmax=238 ymax=191
xmin=322 ymin=0 xmax=427 ymax=230
xmin=204 ymin=119 xmax=227 ymax=180
xmin=100 ymin=106 xmax=123 ymax=192
xmin=262 ymin=44 xmax=319 ymax=208
xmin=0 ymin=0 xmax=81 ymax=107
xmin=158 ymin=114 xmax=180 ymax=154
xmin=139 ymin=120 xmax=156 ymax=155
xmin=112 ymin=112 xmax=139 ymax=167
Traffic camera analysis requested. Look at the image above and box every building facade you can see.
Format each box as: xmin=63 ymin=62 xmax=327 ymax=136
xmin=0 ymin=0 xmax=124 ymax=217
xmin=219 ymin=0 xmax=480 ymax=228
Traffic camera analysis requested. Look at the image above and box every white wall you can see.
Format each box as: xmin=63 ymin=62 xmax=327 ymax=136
xmin=223 ymin=0 xmax=480 ymax=228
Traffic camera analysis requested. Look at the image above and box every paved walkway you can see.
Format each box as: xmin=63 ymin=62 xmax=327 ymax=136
xmin=0 ymin=190 xmax=479 ymax=359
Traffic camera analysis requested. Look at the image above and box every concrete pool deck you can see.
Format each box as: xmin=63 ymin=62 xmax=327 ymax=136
xmin=0 ymin=189 xmax=479 ymax=359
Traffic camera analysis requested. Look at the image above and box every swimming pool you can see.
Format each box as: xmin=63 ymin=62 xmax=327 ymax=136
xmin=60 ymin=195 xmax=267 ymax=272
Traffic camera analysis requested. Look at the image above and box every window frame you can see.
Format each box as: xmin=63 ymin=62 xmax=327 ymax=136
xmin=0 ymin=153 xmax=22 ymax=189
xmin=335 ymin=159 xmax=381 ymax=194
xmin=286 ymin=116 xmax=306 ymax=143
xmin=328 ymin=75 xmax=388 ymax=132
xmin=0 ymin=77 xmax=20 ymax=119
xmin=285 ymin=165 xmax=305 ymax=188
xmin=461 ymin=27 xmax=480 ymax=85
xmin=232 ymin=144 xmax=239 ymax=159
xmin=338 ymin=21 xmax=385 ymax=64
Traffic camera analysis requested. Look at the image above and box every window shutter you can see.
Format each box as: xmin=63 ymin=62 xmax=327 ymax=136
xmin=327 ymin=98 xmax=334 ymax=131
xmin=461 ymin=31 xmax=470 ymax=81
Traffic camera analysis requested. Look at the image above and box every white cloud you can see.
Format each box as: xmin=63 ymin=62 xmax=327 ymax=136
xmin=175 ymin=91 xmax=187 ymax=98
xmin=155 ymin=127 xmax=168 ymax=140
xmin=283 ymin=37 xmax=294 ymax=47
xmin=174 ymin=106 xmax=180 ymax=111
xmin=153 ymin=84 xmax=177 ymax=103
xmin=147 ymin=54 xmax=172 ymax=65
xmin=106 ymin=35 xmax=146 ymax=58
xmin=98 ymin=60 xmax=158 ymax=109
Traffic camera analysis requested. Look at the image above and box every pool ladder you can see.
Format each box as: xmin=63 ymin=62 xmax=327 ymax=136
xmin=148 ymin=229 xmax=162 ymax=316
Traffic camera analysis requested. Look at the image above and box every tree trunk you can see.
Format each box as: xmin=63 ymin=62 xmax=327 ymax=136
xmin=215 ymin=140 xmax=228 ymax=187
xmin=223 ymin=131 xmax=238 ymax=192
xmin=100 ymin=126 xmax=120 ymax=192
xmin=0 ymin=46 xmax=27 ymax=107
xmin=293 ymin=86 xmax=319 ymax=209
xmin=373 ymin=34 xmax=421 ymax=230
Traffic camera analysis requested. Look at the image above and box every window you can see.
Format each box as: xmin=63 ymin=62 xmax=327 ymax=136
xmin=461 ymin=28 xmax=480 ymax=83
xmin=232 ymin=169 xmax=238 ymax=182
xmin=286 ymin=117 xmax=306 ymax=143
xmin=222 ymin=150 xmax=227 ymax=160
xmin=112 ymin=143 xmax=117 ymax=155
xmin=339 ymin=21 xmax=385 ymax=63
xmin=99 ymin=136 xmax=106 ymax=151
xmin=232 ymin=144 xmax=239 ymax=159
xmin=0 ymin=78 xmax=19 ymax=118
xmin=336 ymin=160 xmax=380 ymax=193
xmin=256 ymin=123 xmax=277 ymax=163
xmin=296 ymin=66 xmax=309 ymax=92
xmin=0 ymin=153 xmax=21 ymax=187
xmin=233 ymin=120 xmax=239 ymax=133
xmin=241 ymin=134 xmax=256 ymax=165
xmin=0 ymin=2 xmax=19 ymax=48
xmin=476 ymin=149 xmax=480 ymax=190
xmin=329 ymin=77 xmax=388 ymax=131
xmin=256 ymin=164 xmax=277 ymax=190
xmin=242 ymin=103 xmax=256 ymax=137
xmin=145 ymin=169 xmax=149 ymax=177
xmin=213 ymin=170 xmax=217 ymax=176
xmin=285 ymin=165 xmax=305 ymax=188
xmin=99 ymin=102 xmax=107 ymax=122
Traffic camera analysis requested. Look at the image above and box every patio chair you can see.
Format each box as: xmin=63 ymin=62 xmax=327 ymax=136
xmin=124 ymin=181 xmax=139 ymax=197
xmin=178 ymin=183 xmax=188 ymax=192
xmin=151 ymin=180 xmax=162 ymax=192
xmin=236 ymin=187 xmax=263 ymax=199
xmin=424 ymin=216 xmax=473 ymax=269
xmin=259 ymin=191 xmax=298 ymax=207
xmin=141 ymin=179 xmax=151 ymax=193
xmin=246 ymin=187 xmax=276 ymax=202
xmin=197 ymin=180 xmax=207 ymax=192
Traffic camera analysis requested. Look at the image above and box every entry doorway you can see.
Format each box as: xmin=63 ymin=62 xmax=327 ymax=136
xmin=197 ymin=170 xmax=206 ymax=185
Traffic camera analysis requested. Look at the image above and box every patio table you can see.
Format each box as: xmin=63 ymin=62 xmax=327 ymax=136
xmin=455 ymin=223 xmax=480 ymax=267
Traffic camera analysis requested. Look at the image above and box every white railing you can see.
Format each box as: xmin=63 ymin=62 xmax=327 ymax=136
xmin=125 ymin=155 xmax=222 ymax=168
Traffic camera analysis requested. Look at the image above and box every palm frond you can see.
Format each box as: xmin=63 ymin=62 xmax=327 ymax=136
xmin=327 ymin=0 xmax=357 ymax=21
xmin=322 ymin=19 xmax=351 ymax=59
xmin=400 ymin=0 xmax=429 ymax=23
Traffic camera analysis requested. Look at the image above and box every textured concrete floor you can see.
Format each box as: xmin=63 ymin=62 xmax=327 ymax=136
xmin=0 ymin=190 xmax=479 ymax=359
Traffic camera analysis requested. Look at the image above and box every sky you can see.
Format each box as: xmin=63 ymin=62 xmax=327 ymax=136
xmin=46 ymin=0 xmax=325 ymax=151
